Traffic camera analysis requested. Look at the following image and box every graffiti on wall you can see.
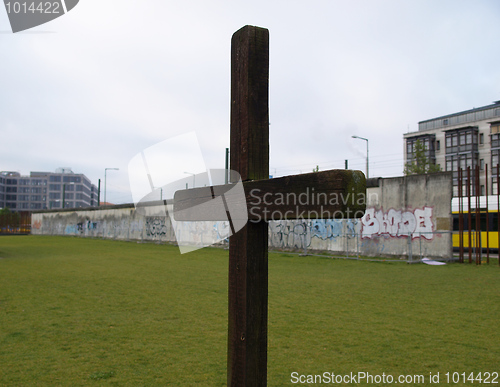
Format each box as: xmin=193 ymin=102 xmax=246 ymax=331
xmin=63 ymin=220 xmax=99 ymax=235
xmin=172 ymin=221 xmax=226 ymax=246
xmin=78 ymin=221 xmax=98 ymax=232
xmin=36 ymin=205 xmax=436 ymax=255
xmin=269 ymin=221 xmax=311 ymax=250
xmin=269 ymin=219 xmax=359 ymax=250
xmin=311 ymin=219 xmax=358 ymax=240
xmin=361 ymin=207 xmax=434 ymax=240
xmin=145 ymin=216 xmax=167 ymax=237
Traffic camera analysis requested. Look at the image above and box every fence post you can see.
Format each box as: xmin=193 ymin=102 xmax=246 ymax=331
xmin=356 ymin=231 xmax=359 ymax=259
xmin=408 ymin=233 xmax=413 ymax=263
xmin=345 ymin=223 xmax=349 ymax=258
xmin=419 ymin=234 xmax=422 ymax=260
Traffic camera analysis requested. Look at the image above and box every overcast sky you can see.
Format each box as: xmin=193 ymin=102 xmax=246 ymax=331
xmin=1 ymin=0 xmax=499 ymax=204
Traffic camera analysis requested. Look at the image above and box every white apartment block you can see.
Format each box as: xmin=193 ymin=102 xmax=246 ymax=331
xmin=404 ymin=100 xmax=500 ymax=197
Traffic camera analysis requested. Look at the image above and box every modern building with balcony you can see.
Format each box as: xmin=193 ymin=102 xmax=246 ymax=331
xmin=0 ymin=168 xmax=98 ymax=211
xmin=404 ymin=100 xmax=500 ymax=197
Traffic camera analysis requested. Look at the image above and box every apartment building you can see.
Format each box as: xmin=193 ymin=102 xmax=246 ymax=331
xmin=404 ymin=100 xmax=500 ymax=197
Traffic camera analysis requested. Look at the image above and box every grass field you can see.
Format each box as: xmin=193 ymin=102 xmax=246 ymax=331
xmin=0 ymin=236 xmax=499 ymax=386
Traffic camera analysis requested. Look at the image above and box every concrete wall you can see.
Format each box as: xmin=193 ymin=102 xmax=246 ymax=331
xmin=32 ymin=173 xmax=453 ymax=259
xmin=32 ymin=202 xmax=176 ymax=242
xmin=359 ymin=172 xmax=453 ymax=259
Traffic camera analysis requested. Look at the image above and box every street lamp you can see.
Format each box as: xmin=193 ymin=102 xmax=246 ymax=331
xmin=184 ymin=172 xmax=195 ymax=188
xmin=104 ymin=168 xmax=119 ymax=205
xmin=154 ymin=186 xmax=163 ymax=201
xmin=352 ymin=135 xmax=369 ymax=178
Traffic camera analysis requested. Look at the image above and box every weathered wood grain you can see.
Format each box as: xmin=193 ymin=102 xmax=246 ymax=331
xmin=173 ymin=169 xmax=366 ymax=221
xmin=228 ymin=25 xmax=269 ymax=387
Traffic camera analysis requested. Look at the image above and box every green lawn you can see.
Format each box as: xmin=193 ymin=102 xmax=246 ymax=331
xmin=0 ymin=236 xmax=499 ymax=386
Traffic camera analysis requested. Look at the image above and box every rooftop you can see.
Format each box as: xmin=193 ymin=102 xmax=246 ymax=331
xmin=419 ymin=100 xmax=500 ymax=124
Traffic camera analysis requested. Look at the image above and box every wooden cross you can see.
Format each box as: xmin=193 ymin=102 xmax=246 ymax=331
xmin=173 ymin=25 xmax=366 ymax=386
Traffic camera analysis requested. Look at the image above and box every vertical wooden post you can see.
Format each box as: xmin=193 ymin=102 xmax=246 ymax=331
xmin=497 ymin=164 xmax=500 ymax=266
xmin=475 ymin=165 xmax=481 ymax=265
xmin=486 ymin=164 xmax=490 ymax=263
xmin=228 ymin=25 xmax=269 ymax=387
xmin=458 ymin=168 xmax=464 ymax=263
xmin=467 ymin=167 xmax=472 ymax=263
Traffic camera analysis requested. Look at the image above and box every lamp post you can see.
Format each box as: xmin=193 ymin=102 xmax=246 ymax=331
xmin=104 ymin=168 xmax=119 ymax=205
xmin=352 ymin=135 xmax=369 ymax=178
xmin=154 ymin=187 xmax=163 ymax=201
xmin=184 ymin=172 xmax=196 ymax=188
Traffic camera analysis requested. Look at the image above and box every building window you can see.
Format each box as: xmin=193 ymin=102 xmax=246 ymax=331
xmin=436 ymin=140 xmax=440 ymax=151
xmin=492 ymin=133 xmax=500 ymax=149
xmin=493 ymin=151 xmax=499 ymax=167
xmin=445 ymin=128 xmax=479 ymax=155
xmin=445 ymin=128 xmax=480 ymax=197
xmin=480 ymin=133 xmax=484 ymax=144
xmin=443 ymin=119 xmax=449 ymax=125
xmin=405 ymin=135 xmax=437 ymax=166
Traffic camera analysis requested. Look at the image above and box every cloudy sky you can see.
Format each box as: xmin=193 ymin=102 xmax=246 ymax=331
xmin=1 ymin=0 xmax=499 ymax=204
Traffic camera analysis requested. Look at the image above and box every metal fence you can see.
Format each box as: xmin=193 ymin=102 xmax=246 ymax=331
xmin=0 ymin=211 xmax=31 ymax=234
xmin=456 ymin=164 xmax=500 ymax=265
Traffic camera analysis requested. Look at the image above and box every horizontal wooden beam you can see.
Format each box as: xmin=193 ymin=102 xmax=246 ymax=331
xmin=173 ymin=169 xmax=366 ymax=221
